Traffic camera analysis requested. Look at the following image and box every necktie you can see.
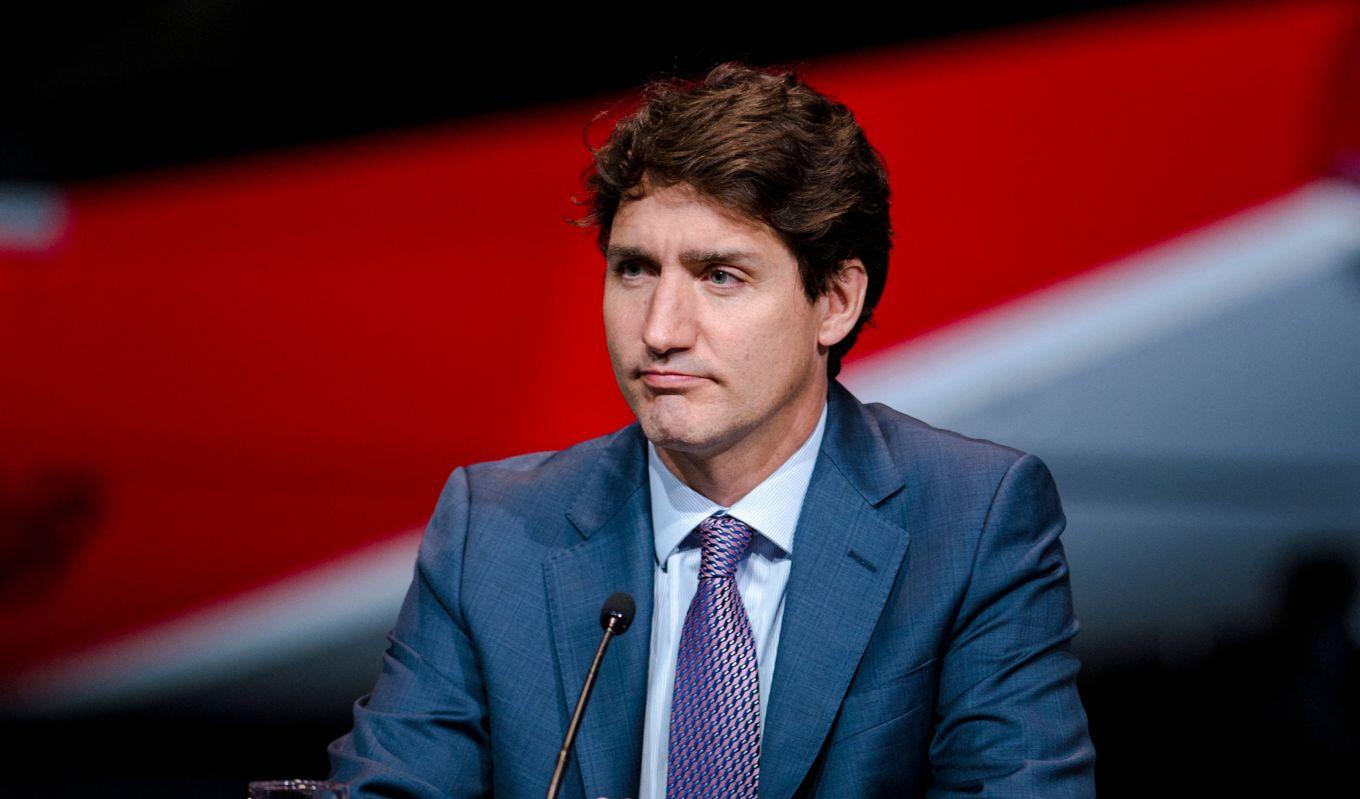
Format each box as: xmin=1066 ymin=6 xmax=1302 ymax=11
xmin=666 ymin=512 xmax=761 ymax=799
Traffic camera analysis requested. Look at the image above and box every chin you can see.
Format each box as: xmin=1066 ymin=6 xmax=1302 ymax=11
xmin=639 ymin=416 xmax=694 ymax=448
xmin=645 ymin=416 xmax=749 ymax=461
xmin=639 ymin=411 xmax=711 ymax=452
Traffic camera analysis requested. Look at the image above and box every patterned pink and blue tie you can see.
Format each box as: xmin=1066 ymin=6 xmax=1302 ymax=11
xmin=666 ymin=512 xmax=760 ymax=799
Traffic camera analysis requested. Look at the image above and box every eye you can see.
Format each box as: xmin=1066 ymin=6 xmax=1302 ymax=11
xmin=613 ymin=260 xmax=646 ymax=278
xmin=708 ymin=268 xmax=738 ymax=286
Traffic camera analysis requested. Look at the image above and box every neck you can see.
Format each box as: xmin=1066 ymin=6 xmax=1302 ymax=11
xmin=655 ymin=376 xmax=827 ymax=507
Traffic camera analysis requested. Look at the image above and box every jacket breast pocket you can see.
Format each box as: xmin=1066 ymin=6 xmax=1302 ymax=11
xmin=829 ymin=656 xmax=939 ymax=745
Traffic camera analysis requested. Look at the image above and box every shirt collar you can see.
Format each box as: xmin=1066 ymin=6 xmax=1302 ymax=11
xmin=647 ymin=399 xmax=828 ymax=570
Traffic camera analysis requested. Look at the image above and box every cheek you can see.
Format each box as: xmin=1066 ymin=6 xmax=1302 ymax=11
xmin=602 ymin=296 xmax=634 ymax=341
xmin=744 ymin=303 xmax=814 ymax=356
xmin=716 ymin=308 xmax=812 ymax=385
xmin=602 ymin=313 xmax=626 ymax=364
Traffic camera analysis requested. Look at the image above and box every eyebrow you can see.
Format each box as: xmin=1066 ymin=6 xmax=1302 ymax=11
xmin=605 ymin=244 xmax=761 ymax=268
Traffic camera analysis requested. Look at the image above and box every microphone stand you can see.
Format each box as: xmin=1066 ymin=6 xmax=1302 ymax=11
xmin=547 ymin=605 xmax=632 ymax=799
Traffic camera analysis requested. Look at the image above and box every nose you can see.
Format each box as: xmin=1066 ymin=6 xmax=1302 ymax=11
xmin=641 ymin=266 xmax=697 ymax=358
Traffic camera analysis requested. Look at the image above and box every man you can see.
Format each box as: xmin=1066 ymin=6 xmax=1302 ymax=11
xmin=328 ymin=61 xmax=1096 ymax=798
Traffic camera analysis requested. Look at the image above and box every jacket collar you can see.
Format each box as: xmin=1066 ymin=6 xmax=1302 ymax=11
xmin=565 ymin=378 xmax=904 ymax=538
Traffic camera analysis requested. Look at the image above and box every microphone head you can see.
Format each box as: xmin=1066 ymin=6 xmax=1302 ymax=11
xmin=600 ymin=592 xmax=636 ymax=634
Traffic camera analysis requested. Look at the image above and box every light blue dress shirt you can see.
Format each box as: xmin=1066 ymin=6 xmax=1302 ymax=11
xmin=637 ymin=400 xmax=829 ymax=799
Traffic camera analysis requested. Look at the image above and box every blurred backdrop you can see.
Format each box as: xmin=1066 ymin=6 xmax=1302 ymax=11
xmin=3 ymin=2 xmax=1359 ymax=796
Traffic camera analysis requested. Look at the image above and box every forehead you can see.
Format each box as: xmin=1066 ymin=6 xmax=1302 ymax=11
xmin=607 ymin=182 xmax=789 ymax=259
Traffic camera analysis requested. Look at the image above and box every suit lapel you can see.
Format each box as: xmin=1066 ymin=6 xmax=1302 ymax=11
xmin=544 ymin=423 xmax=654 ymax=799
xmin=759 ymin=379 xmax=912 ymax=799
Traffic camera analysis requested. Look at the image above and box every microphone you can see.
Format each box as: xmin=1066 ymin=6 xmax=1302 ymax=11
xmin=547 ymin=592 xmax=636 ymax=799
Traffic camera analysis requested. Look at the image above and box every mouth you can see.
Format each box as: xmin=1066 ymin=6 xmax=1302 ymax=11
xmin=639 ymin=370 xmax=709 ymax=390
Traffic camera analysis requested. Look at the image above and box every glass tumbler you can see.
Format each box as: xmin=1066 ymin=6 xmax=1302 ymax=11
xmin=247 ymin=779 xmax=348 ymax=798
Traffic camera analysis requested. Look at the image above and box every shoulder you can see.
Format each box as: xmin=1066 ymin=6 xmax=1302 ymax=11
xmin=850 ymin=401 xmax=1067 ymax=592
xmin=853 ymin=399 xmax=1056 ymax=516
xmin=865 ymin=400 xmax=1028 ymax=476
xmin=420 ymin=424 xmax=635 ymax=567
xmin=450 ymin=422 xmax=633 ymax=509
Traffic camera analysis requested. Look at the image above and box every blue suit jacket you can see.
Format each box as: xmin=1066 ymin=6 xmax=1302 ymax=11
xmin=328 ymin=378 xmax=1097 ymax=798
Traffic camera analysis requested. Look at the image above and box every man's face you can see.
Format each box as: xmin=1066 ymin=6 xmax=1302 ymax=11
xmin=603 ymin=180 xmax=829 ymax=459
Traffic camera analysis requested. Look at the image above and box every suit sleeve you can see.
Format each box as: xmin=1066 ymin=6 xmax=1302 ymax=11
xmin=327 ymin=466 xmax=494 ymax=798
xmin=926 ymin=453 xmax=1097 ymax=798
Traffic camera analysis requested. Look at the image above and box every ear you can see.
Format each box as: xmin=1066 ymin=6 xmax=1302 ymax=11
xmin=817 ymin=258 xmax=868 ymax=348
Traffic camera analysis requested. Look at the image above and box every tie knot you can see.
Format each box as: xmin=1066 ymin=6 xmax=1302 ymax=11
xmin=696 ymin=513 xmax=755 ymax=578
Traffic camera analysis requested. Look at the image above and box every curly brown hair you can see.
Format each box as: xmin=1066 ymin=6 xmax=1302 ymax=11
xmin=570 ymin=60 xmax=893 ymax=379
